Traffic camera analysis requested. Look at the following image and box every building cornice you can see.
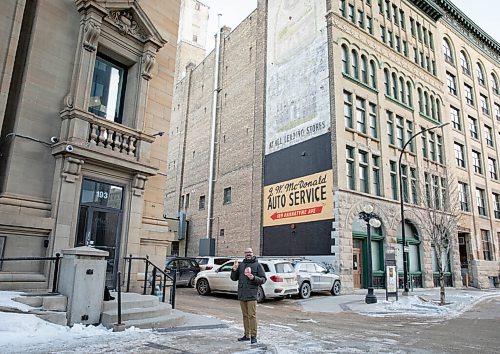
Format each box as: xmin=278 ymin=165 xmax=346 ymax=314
xmin=433 ymin=0 xmax=500 ymax=62
xmin=409 ymin=0 xmax=444 ymax=21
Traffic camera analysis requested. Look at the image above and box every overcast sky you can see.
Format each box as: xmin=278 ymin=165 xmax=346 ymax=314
xmin=201 ymin=0 xmax=499 ymax=52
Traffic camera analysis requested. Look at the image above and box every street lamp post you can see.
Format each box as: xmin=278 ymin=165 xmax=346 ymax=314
xmin=359 ymin=204 xmax=381 ymax=304
xmin=398 ymin=122 xmax=449 ymax=295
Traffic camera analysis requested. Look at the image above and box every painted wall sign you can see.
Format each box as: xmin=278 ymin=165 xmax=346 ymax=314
xmin=263 ymin=170 xmax=333 ymax=226
xmin=265 ymin=0 xmax=331 ymax=155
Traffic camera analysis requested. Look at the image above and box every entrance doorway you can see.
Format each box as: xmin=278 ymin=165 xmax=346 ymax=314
xmin=76 ymin=179 xmax=124 ymax=288
xmin=458 ymin=232 xmax=472 ymax=286
xmin=353 ymin=239 xmax=363 ymax=289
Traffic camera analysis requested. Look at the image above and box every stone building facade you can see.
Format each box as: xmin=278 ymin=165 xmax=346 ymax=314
xmin=0 ymin=0 xmax=180 ymax=290
xmin=166 ymin=0 xmax=500 ymax=291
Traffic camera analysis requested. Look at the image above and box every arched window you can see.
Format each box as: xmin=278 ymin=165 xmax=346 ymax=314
xmin=417 ymin=88 xmax=423 ymax=113
xmin=435 ymin=98 xmax=441 ymax=122
xmin=476 ymin=63 xmax=485 ymax=86
xmin=361 ymin=55 xmax=368 ymax=83
xmin=369 ymin=60 xmax=377 ymax=88
xmin=399 ymin=77 xmax=405 ymax=103
xmin=430 ymin=95 xmax=436 ymax=119
xmin=352 ymin=50 xmax=359 ymax=79
xmin=424 ymin=91 xmax=429 ymax=116
xmin=384 ymin=69 xmax=390 ymax=95
xmin=397 ymin=221 xmax=422 ymax=287
xmin=392 ymin=73 xmax=398 ymax=97
xmin=491 ymin=73 xmax=499 ymax=95
xmin=442 ymin=38 xmax=453 ymax=64
xmin=460 ymin=50 xmax=470 ymax=75
xmin=341 ymin=45 xmax=349 ymax=74
xmin=406 ymin=81 xmax=412 ymax=106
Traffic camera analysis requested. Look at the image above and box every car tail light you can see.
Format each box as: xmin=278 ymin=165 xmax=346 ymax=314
xmin=270 ymin=275 xmax=284 ymax=282
xmin=206 ymin=266 xmax=213 ymax=270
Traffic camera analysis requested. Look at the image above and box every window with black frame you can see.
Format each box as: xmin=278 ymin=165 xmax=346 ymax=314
xmin=89 ymin=54 xmax=127 ymax=123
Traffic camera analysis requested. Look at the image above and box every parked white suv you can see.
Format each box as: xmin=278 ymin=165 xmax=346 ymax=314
xmin=293 ymin=260 xmax=341 ymax=299
xmin=195 ymin=256 xmax=232 ymax=271
xmin=195 ymin=258 xmax=298 ymax=302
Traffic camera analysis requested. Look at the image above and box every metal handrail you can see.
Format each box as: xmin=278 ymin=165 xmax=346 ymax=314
xmin=123 ymin=255 xmax=177 ymax=308
xmin=0 ymin=253 xmax=62 ymax=293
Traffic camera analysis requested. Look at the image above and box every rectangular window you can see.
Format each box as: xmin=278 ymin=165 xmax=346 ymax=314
xmin=459 ymin=182 xmax=469 ymax=211
xmin=367 ymin=16 xmax=373 ymax=34
xmin=406 ymin=120 xmax=414 ymax=152
xmin=401 ymin=164 xmax=409 ymax=203
xmin=369 ymin=103 xmax=378 ymax=138
xmin=450 ymin=106 xmax=461 ymax=130
xmin=480 ymin=94 xmax=490 ymax=115
xmin=417 ymin=22 xmax=422 ymax=41
xmin=396 ymin=116 xmax=404 ymax=149
xmin=378 ymin=0 xmax=383 ymax=14
xmin=493 ymin=193 xmax=500 ymax=219
xmin=385 ymin=0 xmax=391 ymax=18
xmin=346 ymin=146 xmax=355 ymax=190
xmin=380 ymin=25 xmax=386 ymax=43
xmin=428 ymin=131 xmax=436 ymax=161
xmin=423 ymin=28 xmax=428 ymax=45
xmin=484 ymin=125 xmax=494 ymax=146
xmin=223 ymin=187 xmax=232 ymax=204
xmin=421 ymin=129 xmax=428 ymax=158
xmin=481 ymin=230 xmax=492 ymax=260
xmin=410 ymin=167 xmax=418 ymax=204
xmin=441 ymin=177 xmax=447 ymax=209
xmin=454 ymin=142 xmax=465 ymax=168
xmin=403 ymin=40 xmax=408 ymax=56
xmin=390 ymin=161 xmax=398 ymax=200
xmin=359 ymin=151 xmax=369 ymax=193
xmin=339 ymin=0 xmax=346 ymax=17
xmin=432 ymin=175 xmax=440 ymax=209
xmin=469 ymin=117 xmax=478 ymax=139
xmin=356 ymin=97 xmax=367 ymax=134
xmin=184 ymin=193 xmax=190 ymax=209
xmin=358 ymin=10 xmax=365 ymax=28
xmin=429 ymin=31 xmax=434 ymax=49
xmin=437 ymin=135 xmax=443 ymax=164
xmin=446 ymin=72 xmax=457 ymax=95
xmin=372 ymin=155 xmax=381 ymax=196
xmin=348 ymin=4 xmax=355 ymax=23
xmin=344 ymin=91 xmax=353 ymax=129
xmin=464 ymin=84 xmax=474 ymax=105
xmin=476 ymin=188 xmax=487 ymax=216
xmin=395 ymin=35 xmax=401 ymax=52
xmin=472 ymin=150 xmax=482 ymax=174
xmin=400 ymin=9 xmax=405 ymax=29
xmin=392 ymin=4 xmax=398 ymax=24
xmin=488 ymin=157 xmax=497 ymax=180
xmin=89 ymin=54 xmax=127 ymax=123
xmin=494 ymin=103 xmax=500 ymax=121
xmin=388 ymin=31 xmax=394 ymax=48
xmin=387 ymin=111 xmax=394 ymax=144
xmin=199 ymin=195 xmax=206 ymax=210
xmin=424 ymin=172 xmax=431 ymax=207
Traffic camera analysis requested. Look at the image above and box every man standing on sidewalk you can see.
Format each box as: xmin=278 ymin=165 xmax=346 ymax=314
xmin=231 ymin=247 xmax=266 ymax=344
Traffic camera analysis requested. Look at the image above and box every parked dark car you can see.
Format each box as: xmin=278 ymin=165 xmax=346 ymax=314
xmin=165 ymin=257 xmax=200 ymax=287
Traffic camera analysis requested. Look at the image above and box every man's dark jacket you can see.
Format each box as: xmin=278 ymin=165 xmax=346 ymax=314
xmin=230 ymin=256 xmax=266 ymax=301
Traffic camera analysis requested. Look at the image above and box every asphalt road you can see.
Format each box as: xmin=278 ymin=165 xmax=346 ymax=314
xmin=175 ymin=287 xmax=500 ymax=353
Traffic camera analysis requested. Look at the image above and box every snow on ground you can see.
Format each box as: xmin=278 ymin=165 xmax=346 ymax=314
xmin=0 ymin=289 xmax=498 ymax=353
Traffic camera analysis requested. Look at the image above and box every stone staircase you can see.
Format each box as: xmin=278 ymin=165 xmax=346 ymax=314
xmin=9 ymin=292 xmax=68 ymax=326
xmin=100 ymin=292 xmax=187 ymax=329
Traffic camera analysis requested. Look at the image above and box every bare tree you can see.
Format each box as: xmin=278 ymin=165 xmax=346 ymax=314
xmin=412 ymin=169 xmax=461 ymax=305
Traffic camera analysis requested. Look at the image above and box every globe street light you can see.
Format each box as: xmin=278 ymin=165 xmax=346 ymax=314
xmin=398 ymin=122 xmax=449 ymax=295
xmin=359 ymin=204 xmax=382 ymax=304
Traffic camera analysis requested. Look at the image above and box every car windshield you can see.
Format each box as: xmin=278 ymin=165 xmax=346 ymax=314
xmin=275 ymin=262 xmax=294 ymax=273
xmin=196 ymin=258 xmax=208 ymax=265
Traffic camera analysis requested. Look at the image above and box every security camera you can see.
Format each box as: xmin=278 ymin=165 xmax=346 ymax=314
xmin=50 ymin=136 xmax=59 ymax=144
xmin=65 ymin=145 xmax=74 ymax=152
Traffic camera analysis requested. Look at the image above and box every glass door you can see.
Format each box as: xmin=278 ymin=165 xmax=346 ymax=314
xmin=76 ymin=179 xmax=124 ymax=288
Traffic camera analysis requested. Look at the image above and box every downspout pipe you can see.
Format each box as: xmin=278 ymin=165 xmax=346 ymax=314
xmin=206 ymin=15 xmax=222 ymax=247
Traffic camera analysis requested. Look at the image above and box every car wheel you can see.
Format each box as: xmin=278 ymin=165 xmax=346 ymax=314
xmin=331 ymin=280 xmax=341 ymax=296
xmin=299 ymin=282 xmax=311 ymax=299
xmin=196 ymin=278 xmax=211 ymax=295
xmin=256 ymin=286 xmax=265 ymax=303
xmin=189 ymin=276 xmax=196 ymax=288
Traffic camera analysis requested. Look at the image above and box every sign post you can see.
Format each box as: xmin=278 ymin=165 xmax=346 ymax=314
xmin=385 ymin=253 xmax=398 ymax=301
